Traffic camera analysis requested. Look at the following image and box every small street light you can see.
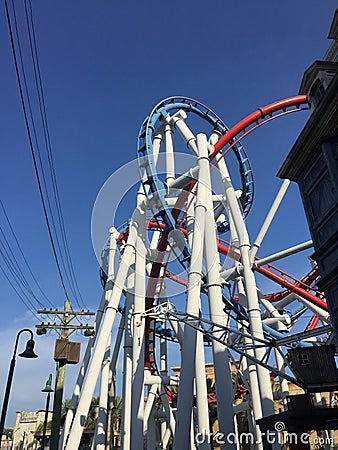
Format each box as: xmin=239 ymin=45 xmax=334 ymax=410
xmin=41 ymin=374 xmax=53 ymax=450
xmin=0 ymin=329 xmax=38 ymax=440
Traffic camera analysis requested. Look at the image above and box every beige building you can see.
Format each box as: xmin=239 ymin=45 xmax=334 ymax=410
xmin=11 ymin=410 xmax=52 ymax=450
xmin=0 ymin=434 xmax=12 ymax=450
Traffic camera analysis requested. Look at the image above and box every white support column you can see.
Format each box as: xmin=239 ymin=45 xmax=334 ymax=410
xmin=159 ymin=385 xmax=176 ymax=438
xmin=107 ymin=314 xmax=125 ymax=450
xmin=294 ymin=295 xmax=330 ymax=323
xmin=216 ymin=154 xmax=278 ymax=448
xmin=92 ymin=338 xmax=110 ymax=450
xmin=168 ymin=317 xmax=184 ymax=345
xmin=195 ymin=330 xmax=211 ymax=449
xmin=144 ymin=384 xmax=158 ymax=435
xmin=186 ymin=173 xmax=210 ymax=449
xmin=60 ymin=227 xmax=119 ymax=450
xmin=253 ymin=240 xmax=313 ymax=268
xmin=165 ymin=123 xmax=175 ymax=185
xmin=59 ymin=294 xmax=106 ymax=450
xmin=212 ymin=140 xmax=262 ymax=449
xmin=200 ymin=133 xmax=236 ymax=449
xmin=93 ymin=227 xmax=119 ymax=450
xmin=131 ymin=188 xmax=147 ymax=450
xmin=120 ymin=263 xmax=135 ymax=450
xmin=65 ymin=214 xmax=140 ymax=450
xmin=166 ymin=110 xmax=198 ymax=155
xmin=218 ymin=157 xmax=275 ymax=409
xmin=274 ymin=349 xmax=289 ymax=409
xmin=250 ymin=179 xmax=290 ymax=261
xmin=173 ymin=139 xmax=207 ymax=450
xmin=236 ymin=280 xmax=263 ymax=450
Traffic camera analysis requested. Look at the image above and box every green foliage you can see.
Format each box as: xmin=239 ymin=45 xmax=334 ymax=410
xmin=61 ymin=398 xmax=71 ymax=426
xmin=61 ymin=396 xmax=100 ymax=430
xmin=3 ymin=428 xmax=13 ymax=439
xmin=86 ymin=396 xmax=99 ymax=429
xmin=113 ymin=396 xmax=122 ymax=430
xmin=36 ymin=421 xmax=52 ymax=432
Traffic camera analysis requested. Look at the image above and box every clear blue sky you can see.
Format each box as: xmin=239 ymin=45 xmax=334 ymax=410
xmin=0 ymin=0 xmax=335 ymax=427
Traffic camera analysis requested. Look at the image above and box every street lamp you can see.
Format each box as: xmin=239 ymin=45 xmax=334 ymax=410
xmin=0 ymin=328 xmax=38 ymax=439
xmin=41 ymin=374 xmax=53 ymax=450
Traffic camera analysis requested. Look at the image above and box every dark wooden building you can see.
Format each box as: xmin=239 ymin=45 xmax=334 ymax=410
xmin=278 ymin=9 xmax=338 ymax=344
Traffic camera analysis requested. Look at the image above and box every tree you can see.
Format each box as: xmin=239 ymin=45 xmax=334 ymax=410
xmin=3 ymin=428 xmax=13 ymax=439
xmin=113 ymin=396 xmax=122 ymax=431
xmin=86 ymin=396 xmax=99 ymax=429
xmin=60 ymin=397 xmax=99 ymax=430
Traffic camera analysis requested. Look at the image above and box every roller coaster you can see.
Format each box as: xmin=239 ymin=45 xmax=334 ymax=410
xmin=60 ymin=95 xmax=332 ymax=450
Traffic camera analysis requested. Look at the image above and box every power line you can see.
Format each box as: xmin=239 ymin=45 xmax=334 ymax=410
xmin=24 ymin=0 xmax=87 ymax=310
xmin=0 ymin=198 xmax=54 ymax=308
xmin=0 ymin=262 xmax=41 ymax=322
xmin=0 ymin=233 xmax=44 ymax=308
xmin=0 ymin=256 xmax=42 ymax=322
xmin=4 ymin=0 xmax=71 ymax=301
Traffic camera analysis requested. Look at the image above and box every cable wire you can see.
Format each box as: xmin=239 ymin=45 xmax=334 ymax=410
xmin=0 ymin=233 xmax=44 ymax=308
xmin=4 ymin=0 xmax=71 ymax=300
xmin=24 ymin=0 xmax=87 ymax=309
xmin=0 ymin=199 xmax=54 ymax=307
xmin=0 ymin=250 xmax=42 ymax=320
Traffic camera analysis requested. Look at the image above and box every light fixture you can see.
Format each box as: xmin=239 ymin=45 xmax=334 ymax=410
xmin=19 ymin=338 xmax=38 ymax=358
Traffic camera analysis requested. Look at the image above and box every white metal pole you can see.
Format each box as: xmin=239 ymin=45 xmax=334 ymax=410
xmin=195 ymin=330 xmax=211 ymax=450
xmin=253 ymin=240 xmax=313 ymax=268
xmin=236 ymin=280 xmax=263 ymax=450
xmin=92 ymin=227 xmax=119 ymax=450
xmin=144 ymin=384 xmax=158 ymax=435
xmin=65 ymin=215 xmax=140 ymax=450
xmin=59 ymin=227 xmax=119 ymax=450
xmin=199 ymin=133 xmax=236 ymax=449
xmin=212 ymin=139 xmax=263 ymax=449
xmin=131 ymin=188 xmax=147 ymax=450
xmin=173 ymin=142 xmax=207 ymax=450
xmin=217 ymin=154 xmax=278 ymax=448
xmin=159 ymin=384 xmax=176 ymax=438
xmin=185 ymin=172 xmax=210 ymax=449
xmin=92 ymin=339 xmax=110 ymax=450
xmin=107 ymin=314 xmax=125 ymax=450
xmin=120 ymin=263 xmax=135 ymax=450
xmin=165 ymin=123 xmax=175 ymax=185
xmin=166 ymin=110 xmax=198 ymax=155
xmin=218 ymin=156 xmax=275 ymax=413
xmin=274 ymin=349 xmax=289 ymax=409
xmin=294 ymin=295 xmax=330 ymax=323
xmin=250 ymin=179 xmax=290 ymax=261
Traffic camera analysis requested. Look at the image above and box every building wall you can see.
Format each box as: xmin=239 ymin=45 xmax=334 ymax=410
xmin=278 ymin=9 xmax=338 ymax=344
xmin=12 ymin=410 xmax=52 ymax=450
xmin=0 ymin=435 xmax=12 ymax=450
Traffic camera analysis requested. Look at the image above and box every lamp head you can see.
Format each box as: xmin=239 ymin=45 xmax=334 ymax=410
xmin=19 ymin=338 xmax=38 ymax=358
xmin=42 ymin=374 xmax=54 ymax=393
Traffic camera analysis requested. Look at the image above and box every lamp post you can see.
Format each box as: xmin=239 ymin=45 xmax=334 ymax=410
xmin=41 ymin=374 xmax=53 ymax=450
xmin=0 ymin=328 xmax=38 ymax=440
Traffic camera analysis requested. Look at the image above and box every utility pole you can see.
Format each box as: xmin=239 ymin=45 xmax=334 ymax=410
xmin=36 ymin=300 xmax=94 ymax=450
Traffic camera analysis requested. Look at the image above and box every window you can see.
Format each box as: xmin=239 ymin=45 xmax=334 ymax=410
xmin=309 ymin=78 xmax=325 ymax=107
xmin=297 ymin=353 xmax=310 ymax=366
xmin=308 ymin=173 xmax=335 ymax=223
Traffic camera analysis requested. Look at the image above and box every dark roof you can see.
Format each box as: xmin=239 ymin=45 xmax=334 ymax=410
xmin=328 ymin=9 xmax=338 ymax=39
xmin=298 ymin=60 xmax=338 ymax=95
xmin=278 ymin=73 xmax=338 ymax=180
